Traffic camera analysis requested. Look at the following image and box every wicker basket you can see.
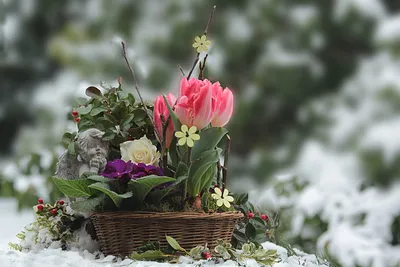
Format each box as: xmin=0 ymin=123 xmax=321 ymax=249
xmin=90 ymin=211 xmax=244 ymax=256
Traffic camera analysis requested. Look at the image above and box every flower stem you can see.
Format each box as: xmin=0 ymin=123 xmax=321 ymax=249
xmin=181 ymin=147 xmax=192 ymax=209
xmin=160 ymin=114 xmax=168 ymax=170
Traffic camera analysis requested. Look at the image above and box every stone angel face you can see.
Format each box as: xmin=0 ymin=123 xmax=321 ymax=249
xmin=55 ymin=128 xmax=110 ymax=181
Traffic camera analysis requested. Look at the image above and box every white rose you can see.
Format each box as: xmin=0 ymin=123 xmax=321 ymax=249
xmin=120 ymin=135 xmax=160 ymax=165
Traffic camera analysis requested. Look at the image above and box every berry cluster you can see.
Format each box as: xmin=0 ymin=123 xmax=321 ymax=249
xmin=247 ymin=211 xmax=269 ymax=222
xmin=35 ymin=198 xmax=66 ymax=217
xmin=71 ymin=110 xmax=80 ymax=123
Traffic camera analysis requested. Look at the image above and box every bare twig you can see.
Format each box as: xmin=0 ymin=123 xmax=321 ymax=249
xmin=222 ymin=135 xmax=231 ymax=190
xmin=178 ymin=65 xmax=186 ymax=76
xmin=198 ymin=54 xmax=208 ymax=80
xmin=186 ymin=5 xmax=216 ymax=80
xmin=121 ymin=42 xmax=152 ymax=118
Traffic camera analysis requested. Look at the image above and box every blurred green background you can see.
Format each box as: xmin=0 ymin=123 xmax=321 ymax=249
xmin=1 ymin=1 xmax=400 ymax=266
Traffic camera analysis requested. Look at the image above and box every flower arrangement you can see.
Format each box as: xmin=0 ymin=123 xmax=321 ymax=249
xmin=26 ymin=6 xmax=280 ymax=264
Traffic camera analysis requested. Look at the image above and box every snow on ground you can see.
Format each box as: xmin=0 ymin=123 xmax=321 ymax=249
xmin=0 ymin=198 xmax=34 ymax=250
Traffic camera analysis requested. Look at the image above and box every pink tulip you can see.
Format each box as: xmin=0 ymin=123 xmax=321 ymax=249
xmin=154 ymin=93 xmax=176 ymax=148
xmin=175 ymin=78 xmax=213 ymax=130
xmin=211 ymin=82 xmax=234 ymax=127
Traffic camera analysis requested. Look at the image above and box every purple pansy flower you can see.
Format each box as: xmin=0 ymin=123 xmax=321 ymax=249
xmin=101 ymin=159 xmax=134 ymax=180
xmin=100 ymin=160 xmax=164 ymax=180
xmin=131 ymin=163 xmax=164 ymax=179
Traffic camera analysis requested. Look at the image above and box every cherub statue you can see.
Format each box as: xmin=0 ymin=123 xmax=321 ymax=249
xmin=55 ymin=128 xmax=109 ymax=180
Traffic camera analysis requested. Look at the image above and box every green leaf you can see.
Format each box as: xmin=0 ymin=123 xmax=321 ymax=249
xmin=128 ymin=176 xmax=175 ymax=205
xmin=68 ymin=142 xmax=78 ymax=156
xmin=104 ymin=113 xmax=117 ymax=124
xmin=191 ymin=127 xmax=228 ymax=160
xmin=245 ymin=223 xmax=257 ymax=240
xmin=85 ymin=86 xmax=103 ymax=99
xmin=175 ymin=162 xmax=188 ymax=179
xmin=166 ymin=235 xmax=187 ymax=253
xmin=249 ymin=217 xmax=267 ymax=230
xmin=76 ymin=104 xmax=93 ymax=115
xmin=86 ymin=175 xmax=110 ymax=183
xmin=214 ymin=245 xmax=231 ymax=260
xmin=130 ymin=250 xmax=168 ymax=261
xmin=187 ymin=149 xmax=220 ymax=196
xmin=102 ymin=131 xmax=116 ymax=141
xmin=189 ymin=246 xmax=204 ymax=259
xmin=198 ymin=163 xmax=217 ymax=195
xmin=70 ymin=195 xmax=105 ymax=212
xmin=52 ymin=177 xmax=96 ymax=198
xmin=88 ymin=182 xmax=132 ymax=207
xmin=132 ymin=109 xmax=146 ymax=122
xmin=74 ymin=97 xmax=88 ymax=106
xmin=62 ymin=132 xmax=73 ymax=147
xmin=90 ymin=107 xmax=107 ymax=116
xmin=162 ymin=95 xmax=181 ymax=130
xmin=127 ymin=93 xmax=136 ymax=105
xmin=120 ymin=114 xmax=134 ymax=127
xmin=168 ymin=138 xmax=179 ymax=167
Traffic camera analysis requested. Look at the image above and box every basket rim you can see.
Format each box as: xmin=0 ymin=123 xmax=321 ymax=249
xmin=90 ymin=211 xmax=244 ymax=220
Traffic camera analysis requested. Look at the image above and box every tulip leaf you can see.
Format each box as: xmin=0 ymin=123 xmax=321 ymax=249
xmin=191 ymin=127 xmax=228 ymax=161
xmin=128 ymin=176 xmax=176 ymax=205
xmin=162 ymin=94 xmax=181 ymax=131
xmin=88 ymin=182 xmax=132 ymax=207
xmin=52 ymin=177 xmax=96 ymax=198
xmin=187 ymin=149 xmax=220 ymax=196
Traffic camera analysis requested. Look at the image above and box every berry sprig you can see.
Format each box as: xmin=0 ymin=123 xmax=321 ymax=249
xmin=71 ymin=110 xmax=80 ymax=123
xmin=34 ymin=198 xmax=67 ymax=217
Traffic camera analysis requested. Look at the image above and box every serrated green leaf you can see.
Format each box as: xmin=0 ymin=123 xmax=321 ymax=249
xmin=166 ymin=235 xmax=187 ymax=253
xmin=52 ymin=177 xmax=96 ymax=198
xmin=191 ymin=127 xmax=228 ymax=161
xmin=71 ymin=195 xmax=105 ymax=212
xmin=132 ymin=109 xmax=146 ymax=122
xmin=129 ymin=250 xmax=167 ymax=261
xmin=128 ymin=176 xmax=175 ymax=205
xmin=245 ymin=223 xmax=256 ymax=240
xmin=88 ymin=182 xmax=132 ymax=207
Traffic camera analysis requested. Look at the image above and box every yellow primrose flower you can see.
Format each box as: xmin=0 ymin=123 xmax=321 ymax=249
xmin=192 ymin=35 xmax=211 ymax=53
xmin=211 ymin=187 xmax=234 ymax=208
xmin=174 ymin=125 xmax=200 ymax=147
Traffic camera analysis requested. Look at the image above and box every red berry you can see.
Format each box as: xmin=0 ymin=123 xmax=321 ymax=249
xmin=261 ymin=214 xmax=269 ymax=221
xmin=59 ymin=200 xmax=64 ymax=205
xmin=37 ymin=204 xmax=43 ymax=211
xmin=74 ymin=117 xmax=81 ymax=123
xmin=71 ymin=110 xmax=79 ymax=117
xmin=51 ymin=209 xmax=58 ymax=216
xmin=38 ymin=198 xmax=44 ymax=204
xmin=247 ymin=211 xmax=254 ymax=219
xmin=202 ymin=252 xmax=212 ymax=259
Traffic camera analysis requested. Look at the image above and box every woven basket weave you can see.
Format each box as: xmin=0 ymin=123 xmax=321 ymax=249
xmin=90 ymin=211 xmax=244 ymax=256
